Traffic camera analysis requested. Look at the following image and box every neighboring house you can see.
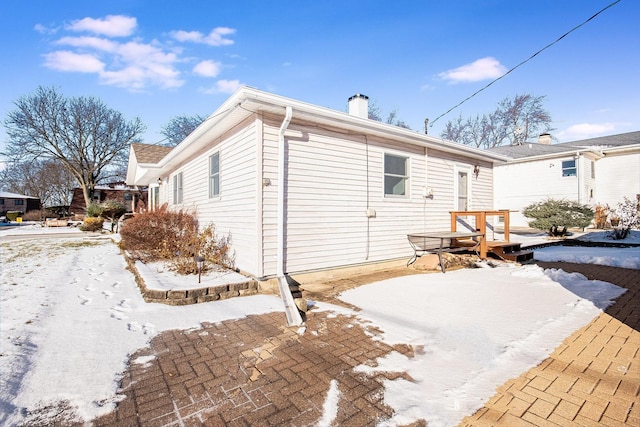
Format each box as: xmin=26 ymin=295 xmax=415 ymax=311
xmin=69 ymin=182 xmax=148 ymax=217
xmin=126 ymin=87 xmax=507 ymax=279
xmin=0 ymin=191 xmax=41 ymax=216
xmin=490 ymin=131 xmax=640 ymax=227
xmin=126 ymin=144 xmax=174 ymax=212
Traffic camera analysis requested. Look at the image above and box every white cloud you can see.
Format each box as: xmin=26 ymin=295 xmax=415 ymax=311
xmin=557 ymin=123 xmax=618 ymax=140
xmin=34 ymin=23 xmax=58 ymax=35
xmin=438 ymin=57 xmax=507 ymax=83
xmin=43 ymin=51 xmax=104 ymax=73
xmin=200 ymin=79 xmax=243 ymax=94
xmin=40 ymin=17 xmax=238 ymax=91
xmin=193 ymin=60 xmax=222 ymax=77
xmin=56 ymin=36 xmax=117 ymax=52
xmin=67 ymin=15 xmax=137 ymax=37
xmin=170 ymin=27 xmax=235 ymax=46
xmin=99 ymin=41 xmax=184 ymax=90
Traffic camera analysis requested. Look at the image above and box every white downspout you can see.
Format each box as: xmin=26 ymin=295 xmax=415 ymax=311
xmin=276 ymin=106 xmax=303 ymax=326
xmin=277 ymin=106 xmax=292 ymax=277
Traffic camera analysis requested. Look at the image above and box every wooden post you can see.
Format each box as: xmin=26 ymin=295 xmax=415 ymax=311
xmin=478 ymin=211 xmax=487 ymax=259
xmin=503 ymin=210 xmax=510 ymax=242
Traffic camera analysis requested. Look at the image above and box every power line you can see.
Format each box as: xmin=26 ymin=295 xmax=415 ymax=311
xmin=430 ymin=0 xmax=622 ymax=127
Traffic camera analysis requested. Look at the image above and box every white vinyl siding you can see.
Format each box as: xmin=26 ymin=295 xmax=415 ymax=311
xmin=494 ymin=157 xmax=582 ymax=227
xmin=261 ymin=119 xmax=484 ymax=276
xmin=164 ymin=117 xmax=260 ymax=276
xmin=592 ymin=151 xmax=640 ymax=208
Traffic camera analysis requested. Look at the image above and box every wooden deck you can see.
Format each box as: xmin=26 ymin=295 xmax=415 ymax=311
xmin=450 ymin=210 xmax=534 ymax=262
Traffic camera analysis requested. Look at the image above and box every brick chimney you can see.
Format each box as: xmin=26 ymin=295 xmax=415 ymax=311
xmin=348 ymin=94 xmax=369 ymax=119
xmin=538 ymin=133 xmax=552 ymax=144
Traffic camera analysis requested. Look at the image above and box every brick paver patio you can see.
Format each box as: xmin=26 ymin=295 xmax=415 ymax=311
xmin=93 ymin=261 xmax=639 ymax=426
xmin=460 ymin=262 xmax=640 ymax=427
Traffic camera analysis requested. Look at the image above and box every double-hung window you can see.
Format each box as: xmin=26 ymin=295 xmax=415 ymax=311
xmin=562 ymin=159 xmax=576 ymax=177
xmin=173 ymin=172 xmax=183 ymax=204
xmin=209 ymin=152 xmax=220 ymax=198
xmin=384 ymin=154 xmax=409 ymax=196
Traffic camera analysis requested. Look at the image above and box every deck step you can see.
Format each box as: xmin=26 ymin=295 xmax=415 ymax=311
xmin=502 ymin=250 xmax=534 ymax=262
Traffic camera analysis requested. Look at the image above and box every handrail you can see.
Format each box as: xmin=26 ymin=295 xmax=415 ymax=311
xmin=450 ymin=210 xmax=513 ymax=259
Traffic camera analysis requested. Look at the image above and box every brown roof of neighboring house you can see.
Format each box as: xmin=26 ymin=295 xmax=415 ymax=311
xmin=131 ymin=143 xmax=173 ymax=164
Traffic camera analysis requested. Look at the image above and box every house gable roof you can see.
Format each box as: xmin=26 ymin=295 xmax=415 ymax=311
xmin=489 ymin=131 xmax=640 ymax=160
xmin=130 ymin=143 xmax=173 ymax=164
xmin=127 ymin=87 xmax=510 ymax=185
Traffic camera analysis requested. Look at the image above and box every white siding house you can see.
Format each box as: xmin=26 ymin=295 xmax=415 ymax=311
xmin=491 ymin=131 xmax=640 ymax=227
xmin=126 ymin=87 xmax=506 ymax=279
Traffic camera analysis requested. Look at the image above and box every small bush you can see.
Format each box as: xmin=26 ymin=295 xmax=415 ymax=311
xmin=523 ymin=198 xmax=594 ymax=234
xmin=608 ymin=196 xmax=640 ymax=240
xmin=22 ymin=209 xmax=49 ymax=221
xmin=594 ymin=204 xmax=609 ymax=229
xmin=100 ymin=199 xmax=127 ymax=232
xmin=6 ymin=211 xmax=23 ymax=221
xmin=86 ymin=203 xmax=103 ymax=218
xmin=80 ymin=217 xmax=104 ymax=232
xmin=119 ymin=204 xmax=232 ymax=274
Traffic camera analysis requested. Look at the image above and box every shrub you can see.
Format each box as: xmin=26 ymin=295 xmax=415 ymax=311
xmin=593 ymin=204 xmax=609 ymax=229
xmin=80 ymin=216 xmax=104 ymax=232
xmin=119 ymin=204 xmax=232 ymax=274
xmin=85 ymin=203 xmax=103 ymax=218
xmin=608 ymin=196 xmax=640 ymax=240
xmin=100 ymin=199 xmax=127 ymax=232
xmin=22 ymin=209 xmax=49 ymax=221
xmin=6 ymin=211 xmax=23 ymax=221
xmin=523 ymin=198 xmax=594 ymax=235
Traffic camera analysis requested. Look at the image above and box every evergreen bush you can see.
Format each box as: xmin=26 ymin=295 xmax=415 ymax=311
xmin=85 ymin=203 xmax=103 ymax=218
xmin=522 ymin=198 xmax=594 ymax=235
xmin=100 ymin=199 xmax=126 ymax=232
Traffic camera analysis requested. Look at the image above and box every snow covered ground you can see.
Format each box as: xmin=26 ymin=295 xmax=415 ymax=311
xmin=0 ymin=225 xmax=636 ymax=426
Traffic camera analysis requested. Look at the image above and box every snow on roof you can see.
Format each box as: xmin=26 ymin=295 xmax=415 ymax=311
xmin=0 ymin=191 xmax=39 ymax=199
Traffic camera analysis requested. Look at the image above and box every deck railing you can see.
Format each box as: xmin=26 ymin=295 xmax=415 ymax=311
xmin=450 ymin=210 xmax=512 ymax=259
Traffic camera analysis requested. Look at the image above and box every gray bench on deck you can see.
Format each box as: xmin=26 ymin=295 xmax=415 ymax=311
xmin=407 ymin=231 xmax=484 ymax=273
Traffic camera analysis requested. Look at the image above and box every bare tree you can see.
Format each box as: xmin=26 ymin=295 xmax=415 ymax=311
xmin=362 ymin=101 xmax=411 ymax=129
xmin=160 ymin=114 xmax=206 ymax=146
xmin=0 ymin=159 xmax=75 ymax=207
xmin=441 ymin=94 xmax=553 ymax=148
xmin=3 ymin=86 xmax=145 ymax=208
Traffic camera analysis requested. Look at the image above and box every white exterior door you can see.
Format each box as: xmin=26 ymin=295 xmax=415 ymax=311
xmin=455 ymin=168 xmax=470 ymax=211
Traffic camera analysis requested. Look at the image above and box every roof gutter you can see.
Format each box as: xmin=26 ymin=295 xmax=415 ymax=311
xmin=502 ymin=148 xmax=606 ymax=164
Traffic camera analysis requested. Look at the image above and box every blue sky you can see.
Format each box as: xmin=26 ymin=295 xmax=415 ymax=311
xmin=1 ymin=0 xmax=638 ymax=150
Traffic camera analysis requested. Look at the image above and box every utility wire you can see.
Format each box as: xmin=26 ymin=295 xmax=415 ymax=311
xmin=430 ymin=0 xmax=622 ymax=126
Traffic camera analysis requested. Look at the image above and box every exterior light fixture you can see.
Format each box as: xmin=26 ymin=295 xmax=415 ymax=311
xmin=473 ymin=165 xmax=480 ymax=178
xmin=157 ymin=177 xmax=162 ymax=185
xmin=195 ymin=256 xmax=205 ymax=283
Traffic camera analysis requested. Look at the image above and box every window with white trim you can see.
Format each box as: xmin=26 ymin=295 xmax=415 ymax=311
xmin=173 ymin=172 xmax=183 ymax=204
xmin=209 ymin=152 xmax=220 ymax=198
xmin=384 ymin=154 xmax=408 ymax=196
xmin=562 ymin=159 xmax=576 ymax=177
